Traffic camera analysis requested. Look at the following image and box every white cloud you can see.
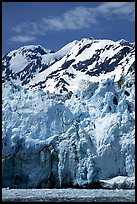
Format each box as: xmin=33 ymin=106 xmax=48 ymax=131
xmin=97 ymin=2 xmax=135 ymax=21
xmin=10 ymin=35 xmax=36 ymax=43
xmin=42 ymin=6 xmax=98 ymax=31
xmin=10 ymin=2 xmax=135 ymax=41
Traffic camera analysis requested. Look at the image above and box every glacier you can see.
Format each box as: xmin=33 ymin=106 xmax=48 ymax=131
xmin=2 ymin=59 xmax=135 ymax=188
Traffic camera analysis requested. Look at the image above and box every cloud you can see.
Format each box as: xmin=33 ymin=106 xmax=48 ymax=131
xmin=12 ymin=22 xmax=46 ymax=35
xmin=41 ymin=2 xmax=135 ymax=32
xmin=97 ymin=2 xmax=135 ymax=21
xmin=10 ymin=2 xmax=135 ymax=42
xmin=9 ymin=35 xmax=36 ymax=43
xmin=42 ymin=6 xmax=98 ymax=31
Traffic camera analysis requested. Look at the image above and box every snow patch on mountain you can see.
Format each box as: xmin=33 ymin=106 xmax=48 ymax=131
xmin=41 ymin=40 xmax=79 ymax=64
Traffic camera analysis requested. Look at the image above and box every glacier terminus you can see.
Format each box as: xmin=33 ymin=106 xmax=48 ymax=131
xmin=2 ymin=37 xmax=135 ymax=189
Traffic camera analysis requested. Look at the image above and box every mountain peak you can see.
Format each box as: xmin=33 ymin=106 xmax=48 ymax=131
xmin=7 ymin=44 xmax=53 ymax=58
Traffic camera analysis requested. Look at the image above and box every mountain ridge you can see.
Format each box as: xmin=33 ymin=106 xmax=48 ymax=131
xmin=2 ymin=37 xmax=135 ymax=94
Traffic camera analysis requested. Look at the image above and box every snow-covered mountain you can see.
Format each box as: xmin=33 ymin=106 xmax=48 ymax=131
xmin=2 ymin=38 xmax=135 ymax=189
xmin=2 ymin=40 xmax=78 ymax=89
xmin=2 ymin=38 xmax=135 ymax=94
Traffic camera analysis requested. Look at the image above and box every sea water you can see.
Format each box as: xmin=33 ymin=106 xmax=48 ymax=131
xmin=2 ymin=188 xmax=135 ymax=202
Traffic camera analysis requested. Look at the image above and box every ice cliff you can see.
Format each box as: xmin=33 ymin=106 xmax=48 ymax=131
xmin=2 ymin=62 xmax=135 ymax=188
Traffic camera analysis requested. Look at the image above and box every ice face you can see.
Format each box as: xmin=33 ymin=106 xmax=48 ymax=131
xmin=2 ymin=63 xmax=135 ymax=188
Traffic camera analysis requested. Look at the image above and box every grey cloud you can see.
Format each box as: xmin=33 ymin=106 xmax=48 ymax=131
xmin=9 ymin=35 xmax=36 ymax=43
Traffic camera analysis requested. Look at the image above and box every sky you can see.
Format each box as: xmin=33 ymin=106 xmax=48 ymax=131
xmin=2 ymin=2 xmax=135 ymax=55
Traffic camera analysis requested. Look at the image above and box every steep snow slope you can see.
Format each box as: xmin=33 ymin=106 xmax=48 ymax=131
xmin=2 ymin=38 xmax=135 ymax=94
xmin=2 ymin=61 xmax=135 ymax=188
xmin=2 ymin=45 xmax=53 ymax=73
xmin=2 ymin=41 xmax=78 ymax=87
